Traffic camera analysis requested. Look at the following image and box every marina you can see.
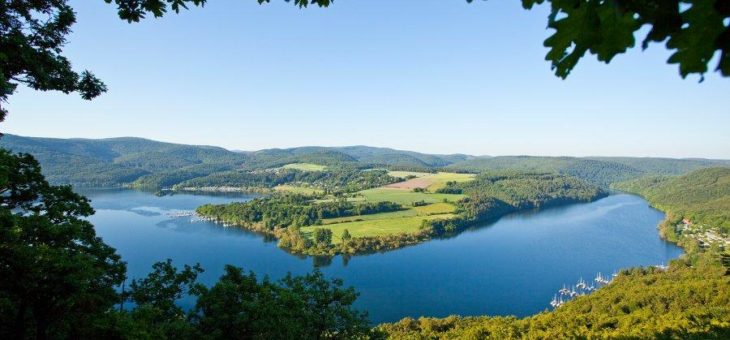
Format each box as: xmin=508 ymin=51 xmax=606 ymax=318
xmin=549 ymin=266 xmax=668 ymax=309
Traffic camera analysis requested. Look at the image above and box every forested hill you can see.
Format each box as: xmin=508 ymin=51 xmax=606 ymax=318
xmin=2 ymin=134 xmax=728 ymax=189
xmin=0 ymin=135 xmax=471 ymax=187
xmin=614 ymin=167 xmax=730 ymax=232
xmin=446 ymin=156 xmax=730 ymax=188
xmin=0 ymin=134 xmax=249 ymax=187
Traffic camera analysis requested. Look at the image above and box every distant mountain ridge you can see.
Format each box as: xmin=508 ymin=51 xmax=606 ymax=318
xmin=2 ymin=134 xmax=728 ymax=189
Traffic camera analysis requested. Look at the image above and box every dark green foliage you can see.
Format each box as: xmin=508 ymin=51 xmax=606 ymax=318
xmin=0 ymin=149 xmax=126 ymax=339
xmin=194 ymin=266 xmax=380 ymax=340
xmin=0 ymin=134 xmax=248 ymax=188
xmin=341 ymin=229 xmax=352 ymax=242
xmin=131 ymin=163 xmax=236 ymax=189
xmin=434 ymin=182 xmax=463 ymax=194
xmin=104 ymin=0 xmax=207 ymax=23
xmin=588 ymin=156 xmax=730 ymax=175
xmin=513 ymin=0 xmax=730 ymax=79
xmin=197 ymin=194 xmax=404 ymax=230
xmin=240 ymin=148 xmax=359 ymax=170
xmin=179 ymin=167 xmax=399 ymax=193
xmin=0 ymin=1 xmax=105 ymax=121
xmin=127 ymin=260 xmax=203 ymax=321
xmin=0 ymin=0 xmax=215 ymax=122
xmin=314 ymin=228 xmax=333 ymax=247
xmin=614 ymin=167 xmax=730 ymax=232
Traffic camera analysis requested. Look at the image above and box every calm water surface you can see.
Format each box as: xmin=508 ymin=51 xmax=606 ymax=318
xmin=84 ymin=189 xmax=683 ymax=324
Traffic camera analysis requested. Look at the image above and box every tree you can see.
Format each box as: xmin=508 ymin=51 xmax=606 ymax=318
xmin=126 ymin=259 xmax=203 ymax=320
xmin=0 ymin=149 xmax=126 ymax=339
xmin=194 ymin=266 xmax=381 ymax=339
xmin=314 ymin=228 xmax=333 ymax=247
xmin=1 ymin=1 xmax=727 ymax=125
xmin=123 ymin=259 xmax=203 ymax=339
xmin=0 ymin=0 xmax=209 ymax=122
xmin=474 ymin=0 xmax=730 ymax=81
xmin=341 ymin=228 xmax=352 ymax=243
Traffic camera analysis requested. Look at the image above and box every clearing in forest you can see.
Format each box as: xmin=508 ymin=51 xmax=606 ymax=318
xmin=386 ymin=171 xmax=475 ymax=191
xmin=281 ymin=163 xmax=327 ymax=171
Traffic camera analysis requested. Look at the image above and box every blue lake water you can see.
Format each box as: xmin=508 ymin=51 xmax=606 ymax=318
xmin=84 ymin=189 xmax=683 ymax=324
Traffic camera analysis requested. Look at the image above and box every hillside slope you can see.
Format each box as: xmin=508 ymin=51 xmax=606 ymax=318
xmin=2 ymin=134 xmax=728 ymax=190
xmin=614 ymin=167 xmax=730 ymax=232
xmin=447 ymin=156 xmax=730 ymax=188
xmin=0 ymin=134 xmax=248 ymax=187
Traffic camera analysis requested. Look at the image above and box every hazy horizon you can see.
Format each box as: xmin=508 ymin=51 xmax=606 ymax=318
xmin=3 ymin=0 xmax=729 ymax=158
xmin=6 ymin=133 xmax=730 ymax=161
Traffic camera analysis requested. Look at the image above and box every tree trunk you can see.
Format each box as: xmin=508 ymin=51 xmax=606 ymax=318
xmin=14 ymin=301 xmax=27 ymax=339
xmin=34 ymin=312 xmax=47 ymax=340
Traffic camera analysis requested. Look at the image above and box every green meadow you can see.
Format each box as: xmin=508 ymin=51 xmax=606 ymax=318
xmin=301 ymin=214 xmax=455 ymax=243
xmin=423 ymin=172 xmax=476 ymax=191
xmin=301 ymin=172 xmax=471 ymax=244
xmin=355 ymin=187 xmax=465 ymax=205
xmin=281 ymin=163 xmax=327 ymax=171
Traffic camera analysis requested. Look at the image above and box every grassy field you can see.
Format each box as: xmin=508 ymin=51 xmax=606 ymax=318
xmin=413 ymin=202 xmax=457 ymax=215
xmin=273 ymin=184 xmax=323 ymax=195
xmin=322 ymin=209 xmax=420 ymax=225
xmin=281 ymin=163 xmax=327 ymax=171
xmin=321 ymin=202 xmax=456 ymax=225
xmin=424 ymin=172 xmax=475 ymax=191
xmin=385 ymin=171 xmax=475 ymax=191
xmin=299 ymin=171 xmax=472 ymax=244
xmin=355 ymin=187 xmax=465 ymax=205
xmin=301 ymin=213 xmax=455 ymax=243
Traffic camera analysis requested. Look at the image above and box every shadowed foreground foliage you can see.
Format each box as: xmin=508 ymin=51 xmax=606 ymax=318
xmin=0 ymin=149 xmax=379 ymax=339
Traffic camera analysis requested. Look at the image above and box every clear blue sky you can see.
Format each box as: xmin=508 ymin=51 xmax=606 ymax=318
xmin=4 ymin=0 xmax=729 ymax=158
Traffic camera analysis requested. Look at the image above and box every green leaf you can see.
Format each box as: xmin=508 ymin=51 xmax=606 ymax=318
xmin=666 ymin=0 xmax=726 ymax=79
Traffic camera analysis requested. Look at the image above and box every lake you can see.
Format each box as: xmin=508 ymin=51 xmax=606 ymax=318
xmin=84 ymin=189 xmax=683 ymax=324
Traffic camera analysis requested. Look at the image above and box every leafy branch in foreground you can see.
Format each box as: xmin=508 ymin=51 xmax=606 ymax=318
xmin=474 ymin=0 xmax=729 ymax=80
xmin=0 ymin=147 xmax=378 ymax=339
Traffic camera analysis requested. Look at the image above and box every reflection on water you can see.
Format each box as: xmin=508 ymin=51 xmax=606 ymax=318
xmin=85 ymin=189 xmax=683 ymax=324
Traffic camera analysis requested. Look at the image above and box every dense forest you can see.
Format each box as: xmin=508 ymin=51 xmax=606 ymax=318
xmin=175 ymin=167 xmax=399 ymax=194
xmin=3 ymin=134 xmax=729 ymax=190
xmin=445 ymin=156 xmax=730 ymax=188
xmin=614 ymin=168 xmax=730 ymax=233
